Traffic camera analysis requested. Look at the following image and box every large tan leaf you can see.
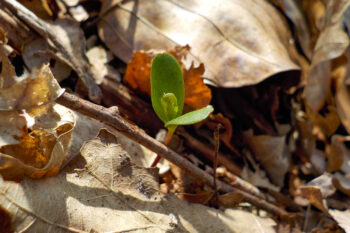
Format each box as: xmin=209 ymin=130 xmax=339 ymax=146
xmin=98 ymin=0 xmax=299 ymax=87
xmin=0 ymin=129 xmax=276 ymax=232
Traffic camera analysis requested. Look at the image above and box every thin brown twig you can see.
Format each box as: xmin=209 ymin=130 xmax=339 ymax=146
xmin=57 ymin=92 xmax=292 ymax=218
xmin=213 ymin=124 xmax=221 ymax=196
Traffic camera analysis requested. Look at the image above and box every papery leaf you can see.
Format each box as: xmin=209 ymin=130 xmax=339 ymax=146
xmin=165 ymin=105 xmax=214 ymax=127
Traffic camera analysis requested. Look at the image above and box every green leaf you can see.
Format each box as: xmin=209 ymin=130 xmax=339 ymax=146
xmin=161 ymin=93 xmax=179 ymax=122
xmin=165 ymin=105 xmax=214 ymax=127
xmin=151 ymin=53 xmax=184 ymax=124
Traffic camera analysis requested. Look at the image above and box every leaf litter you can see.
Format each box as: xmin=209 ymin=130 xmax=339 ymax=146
xmin=2 ymin=0 xmax=350 ymax=232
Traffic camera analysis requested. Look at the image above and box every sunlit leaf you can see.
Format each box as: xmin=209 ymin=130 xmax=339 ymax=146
xmin=151 ymin=53 xmax=184 ymax=123
xmin=165 ymin=105 xmax=214 ymax=127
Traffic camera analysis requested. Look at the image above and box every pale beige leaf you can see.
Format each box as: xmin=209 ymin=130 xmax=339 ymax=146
xmin=98 ymin=0 xmax=299 ymax=87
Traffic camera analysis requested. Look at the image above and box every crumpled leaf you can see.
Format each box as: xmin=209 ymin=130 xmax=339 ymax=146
xmin=0 ymin=63 xmax=74 ymax=181
xmin=99 ymin=0 xmax=299 ymax=87
xmin=0 ymin=128 xmax=276 ymax=232
xmin=124 ymin=46 xmax=212 ymax=112
xmin=243 ymin=130 xmax=290 ymax=186
xmin=304 ymin=0 xmax=350 ymax=111
xmin=218 ymin=192 xmax=244 ymax=207
xmin=0 ymin=64 xmax=64 ymax=111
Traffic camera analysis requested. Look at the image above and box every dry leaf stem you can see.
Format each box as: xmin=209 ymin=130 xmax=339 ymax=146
xmin=57 ymin=92 xmax=292 ymax=218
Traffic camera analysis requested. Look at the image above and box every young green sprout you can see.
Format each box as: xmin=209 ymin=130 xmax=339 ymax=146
xmin=150 ymin=53 xmax=214 ymax=167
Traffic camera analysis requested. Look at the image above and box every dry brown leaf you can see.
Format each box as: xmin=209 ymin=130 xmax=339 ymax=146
xmin=306 ymin=105 xmax=340 ymax=138
xmin=243 ymin=130 xmax=290 ymax=186
xmin=124 ymin=47 xmax=212 ymax=111
xmin=300 ymin=173 xmax=335 ymax=214
xmin=304 ymin=0 xmax=350 ymax=110
xmin=0 ymin=63 xmax=74 ymax=181
xmin=218 ymin=192 xmax=244 ymax=207
xmin=99 ymin=0 xmax=299 ymax=88
xmin=0 ymin=64 xmax=64 ymax=110
xmin=0 ymin=128 xmax=276 ymax=232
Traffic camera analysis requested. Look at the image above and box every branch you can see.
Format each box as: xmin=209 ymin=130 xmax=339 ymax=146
xmin=57 ymin=92 xmax=293 ymax=218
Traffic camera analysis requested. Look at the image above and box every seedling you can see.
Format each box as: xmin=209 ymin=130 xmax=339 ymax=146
xmin=150 ymin=53 xmax=214 ymax=167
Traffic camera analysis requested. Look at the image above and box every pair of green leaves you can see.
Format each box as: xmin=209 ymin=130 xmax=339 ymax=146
xmin=151 ymin=53 xmax=213 ymax=133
